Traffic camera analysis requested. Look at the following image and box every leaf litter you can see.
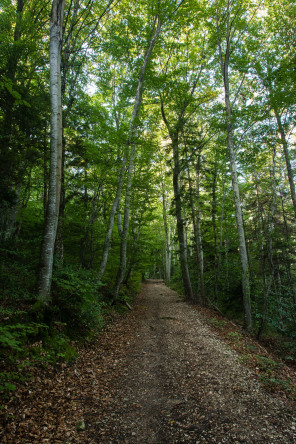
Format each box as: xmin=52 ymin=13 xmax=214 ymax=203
xmin=1 ymin=280 xmax=296 ymax=443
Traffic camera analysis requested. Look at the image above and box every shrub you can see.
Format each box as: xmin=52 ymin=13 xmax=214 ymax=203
xmin=51 ymin=265 xmax=105 ymax=337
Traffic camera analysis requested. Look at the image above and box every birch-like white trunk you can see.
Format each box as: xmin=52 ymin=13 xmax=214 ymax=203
xmin=217 ymin=8 xmax=252 ymax=329
xmin=97 ymin=155 xmax=127 ymax=282
xmin=256 ymin=144 xmax=276 ymax=337
xmin=215 ymin=172 xmax=226 ymax=306
xmin=194 ymin=156 xmax=207 ymax=305
xmin=37 ymin=0 xmax=65 ymax=303
xmin=187 ymin=160 xmax=203 ymax=304
xmin=274 ymin=110 xmax=296 ymax=219
xmin=111 ymin=19 xmax=162 ymax=297
xmin=172 ymin=137 xmax=194 ymax=299
xmin=224 ymin=88 xmax=252 ymax=329
xmin=160 ymin=111 xmax=193 ymax=299
xmin=98 ymin=19 xmax=162 ymax=288
xmin=162 ymin=189 xmax=171 ymax=283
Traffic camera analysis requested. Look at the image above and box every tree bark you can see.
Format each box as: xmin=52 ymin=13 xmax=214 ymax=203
xmin=211 ymin=167 xmax=218 ymax=303
xmin=186 ymin=156 xmax=203 ymax=304
xmin=216 ymin=6 xmax=252 ymax=329
xmin=171 ymin=136 xmax=194 ymax=299
xmin=113 ymin=144 xmax=136 ymax=297
xmin=111 ymin=18 xmax=162 ymax=297
xmin=97 ymin=153 xmax=128 ymax=281
xmin=160 ymin=105 xmax=193 ymax=300
xmin=37 ymin=0 xmax=65 ymax=302
xmin=194 ymin=154 xmax=207 ymax=305
xmin=162 ymin=186 xmax=171 ymax=283
xmin=256 ymin=143 xmax=276 ymax=338
xmin=215 ymin=168 xmax=226 ymax=306
xmin=274 ymin=110 xmax=296 ymax=219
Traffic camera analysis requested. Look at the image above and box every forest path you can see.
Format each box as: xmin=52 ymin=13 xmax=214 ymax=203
xmin=79 ymin=280 xmax=296 ymax=443
xmin=2 ymin=280 xmax=296 ymax=443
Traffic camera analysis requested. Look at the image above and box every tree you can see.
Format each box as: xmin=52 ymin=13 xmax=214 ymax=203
xmin=0 ymin=0 xmax=51 ymax=240
xmin=37 ymin=0 xmax=65 ymax=303
xmin=215 ymin=0 xmax=252 ymax=329
xmin=112 ymin=15 xmax=162 ymax=298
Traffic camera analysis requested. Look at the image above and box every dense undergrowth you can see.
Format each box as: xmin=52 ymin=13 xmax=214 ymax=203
xmin=0 ymin=246 xmax=141 ymax=403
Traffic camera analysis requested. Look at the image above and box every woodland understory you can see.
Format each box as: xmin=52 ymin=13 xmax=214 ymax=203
xmin=0 ymin=0 xmax=296 ymax=414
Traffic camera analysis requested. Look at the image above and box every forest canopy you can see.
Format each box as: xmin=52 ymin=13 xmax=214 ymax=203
xmin=0 ymin=0 xmax=295 ymax=381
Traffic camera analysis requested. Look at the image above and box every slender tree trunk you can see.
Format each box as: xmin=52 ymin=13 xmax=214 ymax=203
xmin=217 ymin=11 xmax=252 ymax=329
xmin=37 ymin=0 xmax=65 ymax=303
xmin=54 ymin=141 xmax=65 ymax=263
xmin=97 ymin=154 xmax=127 ymax=281
xmin=212 ymin=167 xmax=219 ymax=302
xmin=194 ymin=155 xmax=207 ymax=305
xmin=257 ymin=145 xmax=276 ymax=338
xmin=113 ymin=145 xmax=136 ymax=296
xmin=162 ymin=186 xmax=171 ymax=283
xmin=186 ymin=160 xmax=203 ymax=304
xmin=274 ymin=110 xmax=296 ymax=219
xmin=225 ymin=86 xmax=252 ymax=329
xmin=112 ymin=18 xmax=162 ymax=297
xmin=43 ymin=133 xmax=48 ymax=217
xmin=171 ymin=136 xmax=194 ymax=299
xmin=215 ymin=171 xmax=226 ymax=306
xmin=160 ymin=106 xmax=193 ymax=299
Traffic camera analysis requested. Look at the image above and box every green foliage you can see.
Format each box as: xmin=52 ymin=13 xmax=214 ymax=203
xmin=0 ymin=0 xmax=296 ymax=409
xmin=208 ymin=318 xmax=228 ymax=328
xmin=41 ymin=332 xmax=78 ymax=365
xmin=225 ymin=331 xmax=243 ymax=342
xmin=0 ymin=371 xmax=26 ymax=398
xmin=255 ymin=355 xmax=282 ymax=372
xmin=0 ymin=323 xmax=46 ymax=352
xmin=51 ymin=265 xmax=105 ymax=337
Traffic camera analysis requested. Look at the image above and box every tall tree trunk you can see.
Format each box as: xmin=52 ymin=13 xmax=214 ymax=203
xmin=224 ymin=82 xmax=252 ymax=329
xmin=186 ymin=158 xmax=203 ymax=304
xmin=215 ymin=170 xmax=226 ymax=306
xmin=216 ymin=8 xmax=252 ymax=329
xmin=274 ymin=109 xmax=296 ymax=219
xmin=113 ymin=144 xmax=136 ymax=297
xmin=171 ymin=136 xmax=194 ymax=299
xmin=111 ymin=18 xmax=162 ymax=297
xmin=98 ymin=19 xmax=162 ymax=285
xmin=162 ymin=185 xmax=171 ymax=283
xmin=194 ymin=154 xmax=207 ymax=305
xmin=211 ymin=167 xmax=219 ymax=303
xmin=257 ymin=143 xmax=276 ymax=338
xmin=37 ymin=0 xmax=65 ymax=303
xmin=160 ymin=104 xmax=193 ymax=299
xmin=97 ymin=153 xmax=128 ymax=281
xmin=54 ymin=141 xmax=65 ymax=263
xmin=43 ymin=133 xmax=49 ymax=217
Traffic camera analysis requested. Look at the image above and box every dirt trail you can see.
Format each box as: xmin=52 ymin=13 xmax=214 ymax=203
xmin=84 ymin=280 xmax=296 ymax=443
xmin=2 ymin=280 xmax=296 ymax=443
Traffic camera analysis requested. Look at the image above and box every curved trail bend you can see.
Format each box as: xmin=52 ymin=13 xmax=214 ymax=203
xmin=3 ymin=280 xmax=296 ymax=443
